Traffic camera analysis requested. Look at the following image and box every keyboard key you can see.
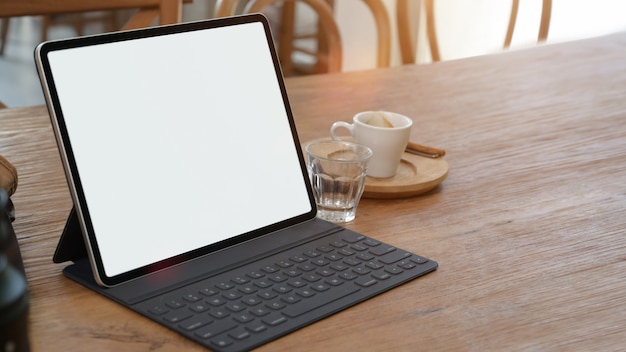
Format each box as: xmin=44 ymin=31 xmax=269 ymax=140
xmin=195 ymin=320 xmax=237 ymax=339
xmin=288 ymin=279 xmax=307 ymax=288
xmin=339 ymin=271 xmax=357 ymax=280
xmin=273 ymin=285 xmax=292 ymax=294
xmin=233 ymin=312 xmax=255 ymax=324
xmin=254 ymin=280 xmax=273 ymax=288
xmin=365 ymin=261 xmax=384 ymax=270
xmin=189 ymin=303 xmax=210 ymax=313
xmin=378 ymin=250 xmax=411 ymax=264
xmin=165 ymin=299 xmax=186 ymax=309
xmin=311 ymin=258 xmax=330 ymax=266
xmin=352 ymin=266 xmax=371 ymax=275
xmin=242 ymin=296 xmax=262 ymax=306
xmin=329 ymin=240 xmax=346 ymax=248
xmin=238 ymin=285 xmax=258 ymax=294
xmin=281 ymin=294 xmax=301 ymax=304
xmin=228 ymin=327 xmax=251 ymax=340
xmin=223 ymin=291 xmax=243 ymax=300
xmin=303 ymin=250 xmax=321 ymax=258
xmin=317 ymin=245 xmax=334 ymax=253
xmin=338 ymin=248 xmax=355 ymax=256
xmin=316 ymin=269 xmax=334 ymax=277
xmin=283 ymin=286 xmax=360 ymax=318
xmin=343 ymin=258 xmax=361 ymax=266
xmin=250 ymin=306 xmax=271 ymax=317
xmin=148 ymin=305 xmax=169 ymax=316
xmin=325 ymin=277 xmax=344 ymax=286
xmin=211 ymin=335 xmax=234 ymax=348
xmin=311 ymin=283 xmax=330 ymax=292
xmin=325 ymin=253 xmax=343 ymax=261
xmin=182 ymin=293 xmax=201 ymax=302
xmin=268 ymin=274 xmax=288 ymax=283
xmin=330 ymin=263 xmax=349 ymax=271
xmin=231 ymin=276 xmax=250 ymax=284
xmin=302 ymin=273 xmax=321 ymax=282
xmin=355 ymin=276 xmax=378 ymax=287
xmin=372 ymin=271 xmax=391 ymax=280
xmin=266 ymin=300 xmax=285 ymax=310
xmin=180 ymin=316 xmax=212 ymax=331
xmin=163 ymin=310 xmax=193 ymax=323
xmin=262 ymin=314 xmax=287 ymax=326
xmin=351 ymin=244 xmax=368 ymax=251
xmin=340 ymin=232 xmax=365 ymax=243
xmin=275 ymin=260 xmax=293 ymax=268
xmin=226 ymin=302 xmax=246 ymax=312
xmin=385 ymin=266 xmax=404 ymax=275
xmin=283 ymin=269 xmax=301 ymax=277
xmin=295 ymin=289 xmax=316 ymax=298
xmin=411 ymin=256 xmax=429 ymax=264
xmin=297 ymin=263 xmax=316 ymax=272
xmin=247 ymin=271 xmax=265 ymax=279
xmin=199 ymin=287 xmax=218 ymax=296
xmin=216 ymin=282 xmax=234 ymax=290
xmin=369 ymin=245 xmax=396 ymax=256
xmin=258 ymin=290 xmax=277 ymax=300
xmin=397 ymin=260 xmax=417 ymax=269
xmin=290 ymin=254 xmax=307 ymax=263
xmin=261 ymin=265 xmax=278 ymax=273
xmin=356 ymin=253 xmax=375 ymax=261
xmin=207 ymin=297 xmax=226 ymax=306
xmin=246 ymin=321 xmax=267 ymax=333
xmin=363 ymin=239 xmax=381 ymax=247
xmin=208 ymin=308 xmax=230 ymax=319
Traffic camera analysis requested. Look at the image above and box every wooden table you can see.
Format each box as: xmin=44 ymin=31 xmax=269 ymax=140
xmin=2 ymin=32 xmax=626 ymax=351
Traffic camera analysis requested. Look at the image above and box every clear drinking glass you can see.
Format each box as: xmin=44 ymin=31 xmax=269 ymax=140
xmin=305 ymin=141 xmax=372 ymax=223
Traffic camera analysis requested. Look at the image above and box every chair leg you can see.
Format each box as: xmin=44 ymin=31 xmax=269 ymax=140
xmin=278 ymin=2 xmax=296 ymax=75
xmin=0 ymin=18 xmax=9 ymax=55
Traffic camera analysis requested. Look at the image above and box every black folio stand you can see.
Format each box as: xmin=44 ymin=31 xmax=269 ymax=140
xmin=53 ymin=207 xmax=86 ymax=264
xmin=52 ymin=207 xmax=191 ymax=305
xmin=52 ymin=207 xmax=196 ymax=305
xmin=52 ymin=207 xmax=119 ymax=299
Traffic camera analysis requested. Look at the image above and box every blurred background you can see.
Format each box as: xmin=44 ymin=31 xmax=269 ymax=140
xmin=1 ymin=0 xmax=625 ymax=107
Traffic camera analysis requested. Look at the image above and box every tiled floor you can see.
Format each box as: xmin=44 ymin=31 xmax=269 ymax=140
xmin=0 ymin=16 xmax=114 ymax=108
xmin=0 ymin=17 xmax=50 ymax=107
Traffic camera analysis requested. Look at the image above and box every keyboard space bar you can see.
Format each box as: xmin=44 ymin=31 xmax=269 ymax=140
xmin=283 ymin=286 xmax=361 ymax=318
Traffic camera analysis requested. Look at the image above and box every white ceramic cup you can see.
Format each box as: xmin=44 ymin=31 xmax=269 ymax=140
xmin=330 ymin=111 xmax=412 ymax=178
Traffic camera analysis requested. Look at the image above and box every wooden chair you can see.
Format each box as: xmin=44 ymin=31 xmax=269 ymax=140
xmin=0 ymin=0 xmax=187 ymax=56
xmin=397 ymin=0 xmax=552 ymax=64
xmin=217 ymin=0 xmax=391 ymax=75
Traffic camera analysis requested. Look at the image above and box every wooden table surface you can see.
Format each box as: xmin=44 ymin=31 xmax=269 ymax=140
xmin=2 ymin=32 xmax=626 ymax=351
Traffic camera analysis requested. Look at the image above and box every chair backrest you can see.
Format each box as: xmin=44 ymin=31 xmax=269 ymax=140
xmin=397 ymin=0 xmax=552 ymax=64
xmin=217 ymin=0 xmax=343 ymax=73
xmin=217 ymin=0 xmax=392 ymax=74
xmin=0 ymin=0 xmax=186 ymax=30
xmin=362 ymin=0 xmax=392 ymax=68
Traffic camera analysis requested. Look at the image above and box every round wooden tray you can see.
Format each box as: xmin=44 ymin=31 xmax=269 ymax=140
xmin=303 ymin=139 xmax=448 ymax=199
xmin=362 ymin=151 xmax=448 ymax=199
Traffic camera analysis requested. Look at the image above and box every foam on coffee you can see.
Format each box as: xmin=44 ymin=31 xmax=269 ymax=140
xmin=365 ymin=113 xmax=393 ymax=128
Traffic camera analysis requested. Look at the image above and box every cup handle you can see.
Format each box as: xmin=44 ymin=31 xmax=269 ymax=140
xmin=330 ymin=121 xmax=354 ymax=141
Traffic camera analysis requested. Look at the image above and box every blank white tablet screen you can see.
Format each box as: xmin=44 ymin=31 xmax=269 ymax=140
xmin=48 ymin=22 xmax=312 ymax=277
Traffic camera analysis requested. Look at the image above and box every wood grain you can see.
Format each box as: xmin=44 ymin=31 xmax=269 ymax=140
xmin=1 ymin=32 xmax=626 ymax=351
